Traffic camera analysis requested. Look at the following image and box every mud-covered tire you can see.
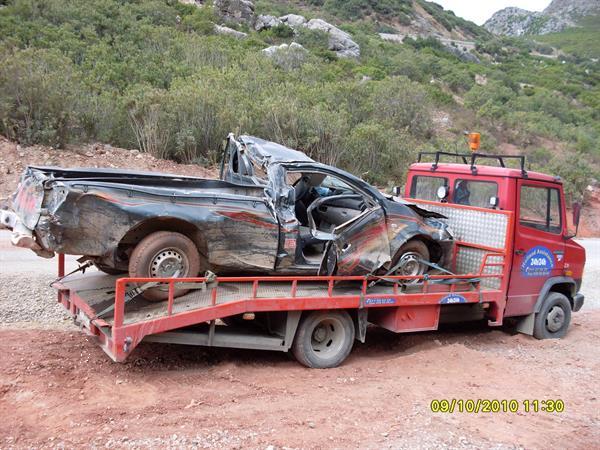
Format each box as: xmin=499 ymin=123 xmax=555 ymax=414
xmin=292 ymin=310 xmax=355 ymax=369
xmin=391 ymin=240 xmax=430 ymax=277
xmin=94 ymin=263 xmax=127 ymax=275
xmin=533 ymin=292 xmax=571 ymax=339
xmin=129 ymin=231 xmax=201 ymax=302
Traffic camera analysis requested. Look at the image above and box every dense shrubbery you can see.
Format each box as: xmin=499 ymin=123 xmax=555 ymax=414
xmin=322 ymin=0 xmax=412 ymax=21
xmin=0 ymin=0 xmax=598 ymax=193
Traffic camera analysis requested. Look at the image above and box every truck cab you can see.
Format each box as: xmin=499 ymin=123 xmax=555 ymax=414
xmin=404 ymin=152 xmax=586 ymax=339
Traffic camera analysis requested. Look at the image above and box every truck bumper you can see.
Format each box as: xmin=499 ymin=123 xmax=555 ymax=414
xmin=0 ymin=209 xmax=54 ymax=258
xmin=572 ymin=293 xmax=584 ymax=312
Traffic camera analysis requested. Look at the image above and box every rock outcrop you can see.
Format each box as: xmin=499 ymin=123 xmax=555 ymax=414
xmin=484 ymin=7 xmax=543 ymax=36
xmin=254 ymin=12 xmax=360 ymax=58
xmin=262 ymin=42 xmax=305 ymax=56
xmin=484 ymin=0 xmax=599 ymax=36
xmin=262 ymin=43 xmax=307 ymax=69
xmin=214 ymin=24 xmax=248 ymax=38
xmin=213 ymin=0 xmax=255 ymax=26
xmin=303 ymin=18 xmax=360 ymax=58
xmin=254 ymin=14 xmax=282 ymax=31
xmin=279 ymin=14 xmax=306 ymax=27
xmin=191 ymin=1 xmax=360 ymax=58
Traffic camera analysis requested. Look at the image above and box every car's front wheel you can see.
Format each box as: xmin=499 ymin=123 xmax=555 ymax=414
xmin=391 ymin=240 xmax=430 ymax=278
xmin=128 ymin=231 xmax=202 ymax=302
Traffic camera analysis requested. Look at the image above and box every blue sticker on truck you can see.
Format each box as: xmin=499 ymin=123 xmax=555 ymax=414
xmin=521 ymin=246 xmax=554 ymax=277
xmin=440 ymin=293 xmax=466 ymax=304
xmin=365 ymin=298 xmax=396 ymax=305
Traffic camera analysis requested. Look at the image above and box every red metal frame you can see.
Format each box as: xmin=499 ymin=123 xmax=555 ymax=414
xmin=54 ymin=253 xmax=510 ymax=362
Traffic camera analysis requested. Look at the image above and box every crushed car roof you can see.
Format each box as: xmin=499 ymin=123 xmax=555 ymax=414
xmin=239 ymin=135 xmax=315 ymax=164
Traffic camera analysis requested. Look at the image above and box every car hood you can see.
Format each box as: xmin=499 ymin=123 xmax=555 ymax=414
xmin=389 ymin=195 xmax=447 ymax=219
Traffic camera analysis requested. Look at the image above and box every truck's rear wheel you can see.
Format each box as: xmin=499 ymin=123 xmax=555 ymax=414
xmin=129 ymin=231 xmax=201 ymax=302
xmin=292 ymin=310 xmax=355 ymax=368
xmin=533 ymin=292 xmax=571 ymax=339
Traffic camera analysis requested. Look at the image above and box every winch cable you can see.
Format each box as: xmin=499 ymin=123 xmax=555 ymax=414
xmin=49 ymin=260 xmax=94 ymax=287
xmin=367 ymin=259 xmax=456 ymax=288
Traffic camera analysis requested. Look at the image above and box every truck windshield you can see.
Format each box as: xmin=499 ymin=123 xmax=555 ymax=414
xmin=454 ymin=179 xmax=498 ymax=208
xmin=410 ymin=176 xmax=447 ymax=201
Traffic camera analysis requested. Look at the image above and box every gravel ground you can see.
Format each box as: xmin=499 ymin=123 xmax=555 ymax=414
xmin=578 ymin=239 xmax=600 ymax=310
xmin=0 ymin=273 xmax=73 ymax=329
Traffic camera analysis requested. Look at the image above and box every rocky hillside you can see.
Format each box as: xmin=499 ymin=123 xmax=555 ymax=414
xmin=207 ymin=0 xmax=487 ymax=62
xmin=0 ymin=0 xmax=598 ymax=213
xmin=484 ymin=0 xmax=599 ymax=36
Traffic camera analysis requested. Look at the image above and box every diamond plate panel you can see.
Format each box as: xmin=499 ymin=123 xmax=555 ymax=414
xmin=411 ymin=201 xmax=509 ymax=289
xmin=456 ymin=248 xmax=503 ymax=289
xmin=415 ymin=203 xmax=508 ymax=249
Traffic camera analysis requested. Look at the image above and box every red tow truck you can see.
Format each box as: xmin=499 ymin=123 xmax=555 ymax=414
xmin=53 ymin=152 xmax=586 ymax=368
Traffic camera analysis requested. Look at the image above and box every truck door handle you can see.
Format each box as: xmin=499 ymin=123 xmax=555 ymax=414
xmin=515 ymin=249 xmax=525 ymax=255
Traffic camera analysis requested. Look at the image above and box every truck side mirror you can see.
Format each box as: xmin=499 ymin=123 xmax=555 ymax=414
xmin=392 ymin=186 xmax=401 ymax=196
xmin=489 ymin=196 xmax=499 ymax=208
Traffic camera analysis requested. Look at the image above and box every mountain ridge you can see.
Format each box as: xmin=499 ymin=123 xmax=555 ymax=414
xmin=484 ymin=0 xmax=599 ymax=36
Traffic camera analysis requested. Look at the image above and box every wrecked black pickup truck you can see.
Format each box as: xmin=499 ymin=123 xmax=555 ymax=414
xmin=2 ymin=134 xmax=453 ymax=300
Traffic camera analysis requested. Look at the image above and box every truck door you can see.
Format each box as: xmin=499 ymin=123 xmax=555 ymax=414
xmin=505 ymin=180 xmax=566 ymax=316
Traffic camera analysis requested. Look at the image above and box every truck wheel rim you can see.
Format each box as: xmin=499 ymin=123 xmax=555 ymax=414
xmin=546 ymin=305 xmax=565 ymax=333
xmin=150 ymin=248 xmax=187 ymax=278
xmin=395 ymin=252 xmax=423 ymax=277
xmin=310 ymin=318 xmax=345 ymax=357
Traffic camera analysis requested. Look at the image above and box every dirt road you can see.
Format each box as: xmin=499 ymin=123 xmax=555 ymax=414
xmin=0 ymin=235 xmax=599 ymax=449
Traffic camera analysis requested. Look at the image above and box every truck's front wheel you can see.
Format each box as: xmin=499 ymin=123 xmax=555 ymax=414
xmin=129 ymin=231 xmax=202 ymax=302
xmin=292 ymin=310 xmax=355 ymax=368
xmin=533 ymin=292 xmax=572 ymax=339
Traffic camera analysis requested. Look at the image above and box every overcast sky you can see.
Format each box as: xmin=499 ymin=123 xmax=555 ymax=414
xmin=434 ymin=0 xmax=552 ymax=25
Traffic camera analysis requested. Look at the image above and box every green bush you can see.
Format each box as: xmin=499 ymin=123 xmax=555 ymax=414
xmin=0 ymin=48 xmax=83 ymax=147
xmin=371 ymin=77 xmax=433 ymax=137
xmin=548 ymin=152 xmax=595 ymax=200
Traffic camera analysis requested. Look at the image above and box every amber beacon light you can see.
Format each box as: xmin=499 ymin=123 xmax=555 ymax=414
xmin=467 ymin=132 xmax=481 ymax=151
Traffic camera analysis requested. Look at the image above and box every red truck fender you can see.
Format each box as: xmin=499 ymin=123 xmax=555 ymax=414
xmin=515 ymin=276 xmax=582 ymax=336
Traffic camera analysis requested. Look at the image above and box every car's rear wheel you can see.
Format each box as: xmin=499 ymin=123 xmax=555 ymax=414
xmin=129 ymin=231 xmax=202 ymax=302
xmin=392 ymin=240 xmax=430 ymax=278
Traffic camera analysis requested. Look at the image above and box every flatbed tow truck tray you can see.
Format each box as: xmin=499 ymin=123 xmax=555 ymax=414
xmin=53 ymin=255 xmax=506 ymax=363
